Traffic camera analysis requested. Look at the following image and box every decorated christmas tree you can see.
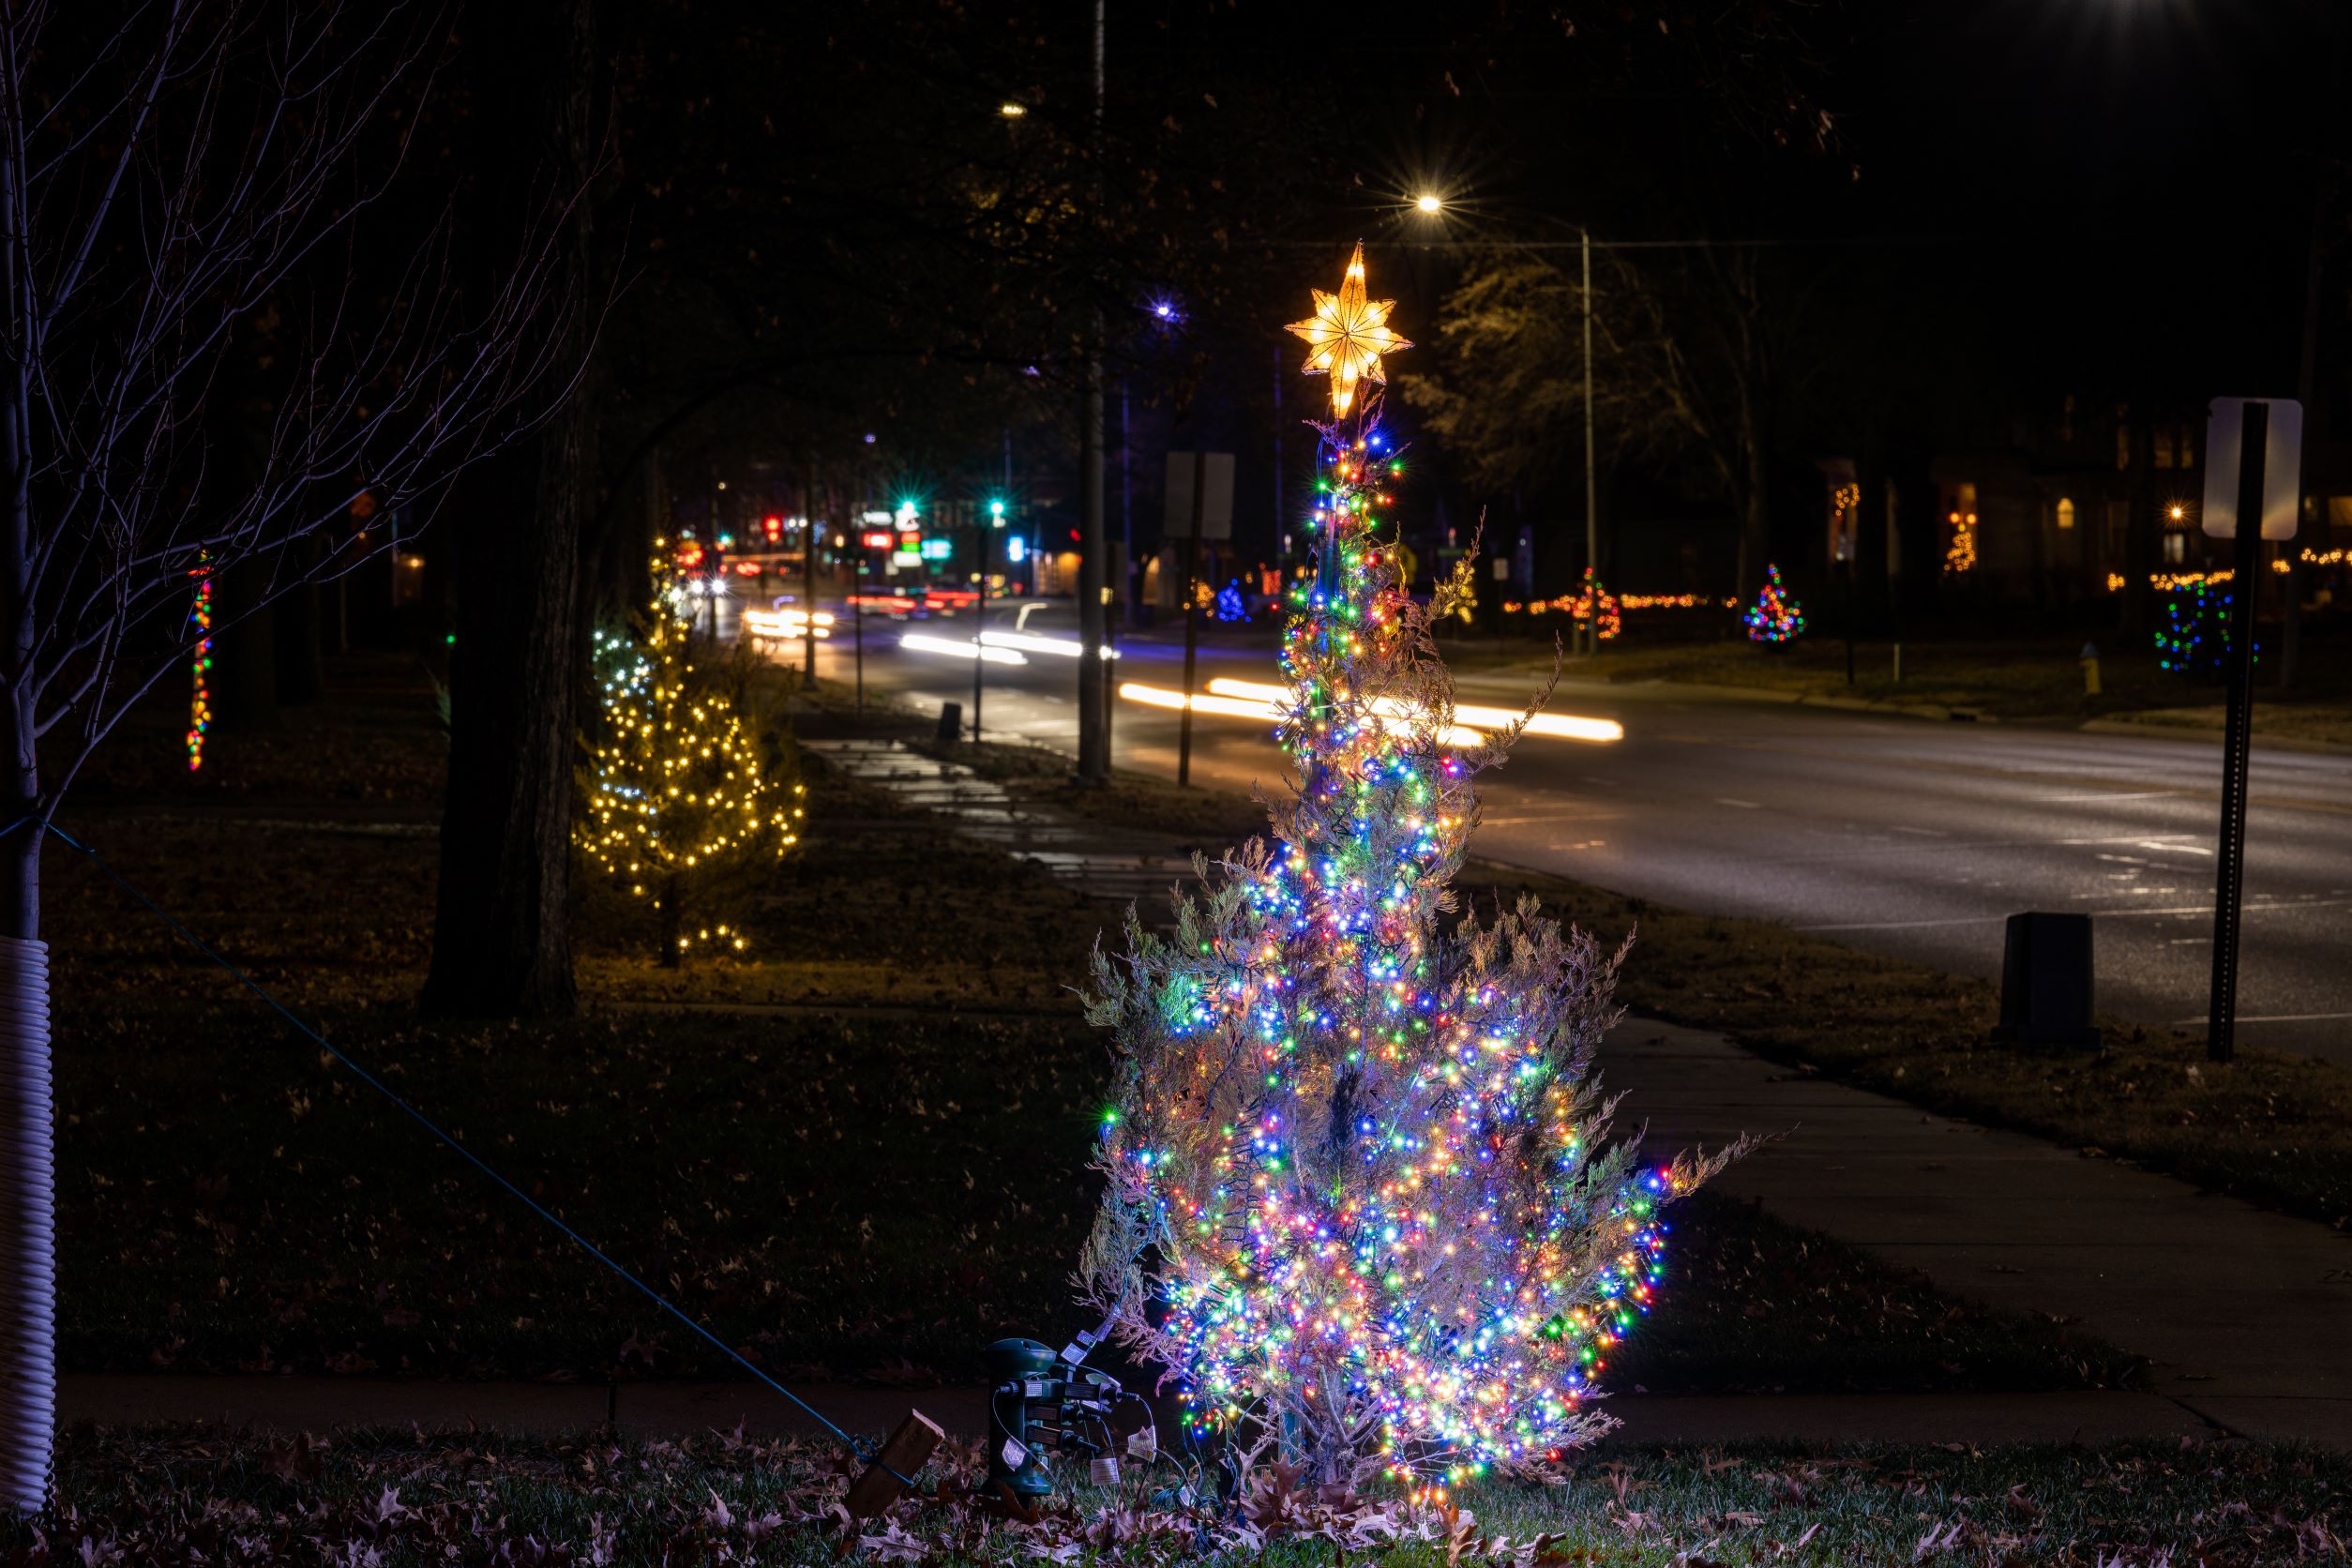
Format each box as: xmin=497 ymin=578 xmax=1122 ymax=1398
xmin=1569 ymin=567 xmax=1621 ymax=642
xmin=1080 ymin=245 xmax=1735 ymax=1492
xmin=577 ymin=545 xmax=805 ymax=965
xmin=1743 ymin=564 xmax=1804 ymax=645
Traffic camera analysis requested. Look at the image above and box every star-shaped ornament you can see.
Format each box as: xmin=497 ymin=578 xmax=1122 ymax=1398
xmin=1287 ymin=242 xmax=1410 ymax=419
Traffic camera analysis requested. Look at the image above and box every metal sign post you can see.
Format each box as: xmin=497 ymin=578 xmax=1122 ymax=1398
xmin=1165 ymin=452 xmax=1231 ymax=789
xmin=1178 ymin=451 xmax=1206 ymax=787
xmin=2198 ymin=396 xmax=2301 ymax=1063
xmin=972 ymin=510 xmax=990 ymax=742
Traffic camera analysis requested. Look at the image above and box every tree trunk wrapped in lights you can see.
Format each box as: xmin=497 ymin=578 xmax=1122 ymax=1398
xmin=578 ymin=548 xmax=804 ymax=966
xmin=1080 ymin=246 xmax=1739 ymax=1494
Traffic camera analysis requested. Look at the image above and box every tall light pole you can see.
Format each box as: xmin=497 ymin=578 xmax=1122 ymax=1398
xmin=1074 ymin=0 xmax=1109 ymax=782
xmin=1409 ymin=198 xmax=1601 ymax=654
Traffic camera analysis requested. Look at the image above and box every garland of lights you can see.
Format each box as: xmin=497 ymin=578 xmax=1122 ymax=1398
xmin=1743 ymin=564 xmax=1805 ymax=645
xmin=576 ymin=543 xmax=805 ymax=959
xmin=1081 ymin=245 xmax=1729 ymax=1495
xmin=186 ymin=565 xmax=213 ymax=772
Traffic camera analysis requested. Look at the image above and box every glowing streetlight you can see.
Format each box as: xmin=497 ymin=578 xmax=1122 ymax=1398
xmin=1414 ymin=192 xmax=1443 ymax=215
xmin=1000 ymin=102 xmax=1027 ymax=118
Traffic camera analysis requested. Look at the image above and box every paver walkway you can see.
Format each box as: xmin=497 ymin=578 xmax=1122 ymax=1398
xmin=803 ymin=737 xmax=2352 ymax=1446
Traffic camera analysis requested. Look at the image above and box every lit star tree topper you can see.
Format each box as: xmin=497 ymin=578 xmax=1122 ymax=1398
xmin=1288 ymin=241 xmax=1411 ymax=420
xmin=1082 ymin=248 xmax=1741 ymax=1492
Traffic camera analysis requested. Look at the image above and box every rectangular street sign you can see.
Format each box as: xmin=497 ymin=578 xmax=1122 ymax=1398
xmin=2201 ymin=397 xmax=2301 ymax=541
xmin=1164 ymin=451 xmax=1234 ymax=540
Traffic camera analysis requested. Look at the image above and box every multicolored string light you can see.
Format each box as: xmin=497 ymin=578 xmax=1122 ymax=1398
xmin=2155 ymin=579 xmax=2255 ymax=678
xmin=1567 ymin=568 xmax=1621 ymax=642
xmin=1085 ymin=249 xmax=1722 ymax=1492
xmin=186 ymin=565 xmax=213 ymax=771
xmin=1743 ymin=564 xmax=1805 ymax=644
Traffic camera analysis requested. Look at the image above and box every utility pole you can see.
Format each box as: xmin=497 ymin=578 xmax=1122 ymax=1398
xmin=1074 ymin=0 xmax=1109 ymax=782
xmin=1581 ymin=225 xmax=1598 ymax=659
xmin=802 ymin=455 xmax=818 ymax=683
xmin=1273 ymin=344 xmax=1285 ymax=582
xmin=1120 ymin=382 xmax=1134 ymax=615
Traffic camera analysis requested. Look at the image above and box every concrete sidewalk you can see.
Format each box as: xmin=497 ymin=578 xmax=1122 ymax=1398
xmin=1608 ymin=1021 xmax=2352 ymax=1444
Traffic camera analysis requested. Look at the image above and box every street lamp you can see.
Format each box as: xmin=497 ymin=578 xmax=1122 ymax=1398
xmin=1415 ymin=192 xmax=1443 ymax=215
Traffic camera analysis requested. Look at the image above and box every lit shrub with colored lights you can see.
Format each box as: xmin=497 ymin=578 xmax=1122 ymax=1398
xmin=1080 ymin=381 xmax=1737 ymax=1490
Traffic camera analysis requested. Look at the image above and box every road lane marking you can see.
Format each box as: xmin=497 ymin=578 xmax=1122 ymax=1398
xmin=2169 ymin=1012 xmax=2352 ymax=1026
xmin=2033 ymin=791 xmax=2178 ymax=802
xmin=1892 ymin=826 xmax=1948 ymax=837
xmin=1715 ymin=797 xmax=1762 ymax=809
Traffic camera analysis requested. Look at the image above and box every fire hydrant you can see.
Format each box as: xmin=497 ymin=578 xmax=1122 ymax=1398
xmin=2079 ymin=642 xmax=2102 ymax=700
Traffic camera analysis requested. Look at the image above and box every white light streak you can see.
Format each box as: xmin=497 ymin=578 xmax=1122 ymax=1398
xmin=902 ymin=631 xmax=1028 ymax=665
xmin=979 ymin=629 xmax=1120 ymax=659
xmin=1202 ymin=677 xmax=1621 ymax=746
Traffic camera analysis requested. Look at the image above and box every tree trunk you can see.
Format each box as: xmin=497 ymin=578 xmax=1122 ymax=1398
xmin=420 ymin=0 xmax=594 ymax=1020
xmin=2123 ymin=402 xmax=2157 ymax=638
xmin=0 ymin=127 xmax=50 ymax=1508
xmin=272 ymin=538 xmax=324 ymax=707
xmin=210 ymin=557 xmax=281 ymax=734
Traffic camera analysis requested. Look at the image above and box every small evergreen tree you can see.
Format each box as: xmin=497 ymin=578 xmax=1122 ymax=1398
xmin=1743 ymin=564 xmax=1804 ymax=645
xmin=1081 ymin=248 xmax=1737 ymax=1492
xmin=578 ymin=547 xmax=804 ymax=965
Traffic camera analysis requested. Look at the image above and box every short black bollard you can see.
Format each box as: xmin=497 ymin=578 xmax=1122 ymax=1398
xmin=936 ymin=701 xmax=962 ymax=743
xmin=1993 ymin=912 xmax=2101 ymax=1048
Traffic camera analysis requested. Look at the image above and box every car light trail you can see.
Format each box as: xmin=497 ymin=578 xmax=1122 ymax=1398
xmin=901 ymin=631 xmax=1028 ymax=665
xmin=1455 ymin=701 xmax=1622 ymax=744
xmin=743 ymin=607 xmax=832 ymax=640
xmin=977 ymin=629 xmax=1120 ymax=659
xmin=1202 ymin=677 xmax=1621 ymax=746
xmin=1130 ymin=679 xmax=1480 ymax=747
xmin=1119 ymin=682 xmax=1289 ymax=722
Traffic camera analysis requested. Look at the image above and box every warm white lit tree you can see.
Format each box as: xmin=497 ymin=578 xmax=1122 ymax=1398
xmin=576 ymin=550 xmax=804 ymax=966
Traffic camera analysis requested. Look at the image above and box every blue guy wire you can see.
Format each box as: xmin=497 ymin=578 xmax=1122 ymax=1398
xmin=27 ymin=818 xmax=919 ymax=1485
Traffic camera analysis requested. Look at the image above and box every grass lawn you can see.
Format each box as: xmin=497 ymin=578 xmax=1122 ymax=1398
xmin=41 ymin=656 xmax=2135 ymax=1395
xmin=1434 ymin=619 xmax=2352 ymax=744
xmin=15 ymin=1425 xmax=2345 ymax=1564
xmin=916 ymin=729 xmax=2352 ymax=1233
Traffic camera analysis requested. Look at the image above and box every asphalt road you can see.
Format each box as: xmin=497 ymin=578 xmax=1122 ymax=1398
xmin=772 ymin=599 xmax=2352 ymax=1066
